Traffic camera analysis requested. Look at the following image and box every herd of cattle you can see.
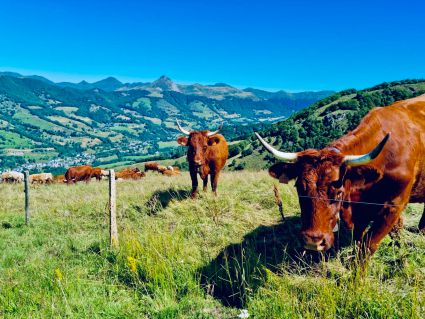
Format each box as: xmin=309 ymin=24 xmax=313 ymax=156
xmin=1 ymin=95 xmax=425 ymax=256
xmin=0 ymin=162 xmax=180 ymax=185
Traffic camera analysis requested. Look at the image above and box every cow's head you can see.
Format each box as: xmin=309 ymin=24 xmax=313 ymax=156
xmin=256 ymin=132 xmax=390 ymax=251
xmin=176 ymin=119 xmax=223 ymax=167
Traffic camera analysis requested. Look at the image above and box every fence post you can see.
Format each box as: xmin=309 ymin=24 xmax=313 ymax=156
xmin=109 ymin=169 xmax=118 ymax=248
xmin=273 ymin=184 xmax=285 ymax=221
xmin=24 ymin=171 xmax=30 ymax=225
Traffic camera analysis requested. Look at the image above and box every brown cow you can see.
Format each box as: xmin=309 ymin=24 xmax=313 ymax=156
xmin=29 ymin=173 xmax=53 ymax=184
xmin=161 ymin=168 xmax=181 ymax=176
xmin=144 ymin=162 xmax=160 ymax=172
xmin=116 ymin=167 xmax=145 ymax=180
xmin=64 ymin=165 xmax=105 ymax=184
xmin=54 ymin=174 xmax=65 ymax=183
xmin=256 ymin=95 xmax=425 ymax=255
xmin=176 ymin=119 xmax=228 ymax=198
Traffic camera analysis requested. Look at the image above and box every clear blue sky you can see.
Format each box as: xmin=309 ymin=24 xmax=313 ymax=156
xmin=0 ymin=0 xmax=424 ymax=91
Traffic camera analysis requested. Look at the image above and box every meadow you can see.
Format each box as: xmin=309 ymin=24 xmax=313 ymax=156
xmin=0 ymin=171 xmax=424 ymax=318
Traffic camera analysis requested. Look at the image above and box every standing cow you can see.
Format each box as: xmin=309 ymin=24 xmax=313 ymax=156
xmin=29 ymin=173 xmax=54 ymax=184
xmin=1 ymin=171 xmax=24 ymax=183
xmin=144 ymin=162 xmax=160 ymax=172
xmin=176 ymin=119 xmax=228 ymax=198
xmin=256 ymin=94 xmax=425 ymax=255
xmin=64 ymin=165 xmax=105 ymax=184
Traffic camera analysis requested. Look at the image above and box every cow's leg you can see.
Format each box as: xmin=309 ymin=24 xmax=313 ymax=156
xmin=190 ymin=168 xmax=198 ymax=198
xmin=203 ymin=175 xmax=209 ymax=192
xmin=363 ymin=203 xmax=405 ymax=255
xmin=389 ymin=216 xmax=403 ymax=241
xmin=210 ymin=171 xmax=220 ymax=196
xmin=419 ymin=203 xmax=425 ymax=234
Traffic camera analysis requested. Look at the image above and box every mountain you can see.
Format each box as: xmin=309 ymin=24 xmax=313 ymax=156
xmin=229 ymin=79 xmax=425 ymax=170
xmin=0 ymin=73 xmax=332 ymax=172
xmin=57 ymin=77 xmax=123 ymax=91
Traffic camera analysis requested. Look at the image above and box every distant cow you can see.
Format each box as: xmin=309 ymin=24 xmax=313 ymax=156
xmin=53 ymin=174 xmax=65 ymax=183
xmin=64 ymin=165 xmax=105 ymax=184
xmin=144 ymin=162 xmax=160 ymax=172
xmin=30 ymin=173 xmax=53 ymax=184
xmin=256 ymin=94 xmax=425 ymax=254
xmin=161 ymin=169 xmax=181 ymax=176
xmin=116 ymin=167 xmax=145 ymax=180
xmin=1 ymin=171 xmax=24 ymax=183
xmin=176 ymin=119 xmax=228 ymax=198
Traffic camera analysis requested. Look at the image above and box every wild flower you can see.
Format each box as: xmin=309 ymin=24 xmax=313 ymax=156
xmin=54 ymin=268 xmax=63 ymax=282
xmin=238 ymin=309 xmax=249 ymax=318
xmin=127 ymin=256 xmax=138 ymax=274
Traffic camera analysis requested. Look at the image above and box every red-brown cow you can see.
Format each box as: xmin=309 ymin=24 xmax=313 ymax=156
xmin=144 ymin=162 xmax=160 ymax=172
xmin=65 ymin=165 xmax=104 ymax=184
xmin=176 ymin=119 xmax=228 ymax=198
xmin=256 ymin=95 xmax=425 ymax=255
xmin=116 ymin=167 xmax=145 ymax=180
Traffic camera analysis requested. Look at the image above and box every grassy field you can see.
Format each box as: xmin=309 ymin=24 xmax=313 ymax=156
xmin=0 ymin=171 xmax=424 ymax=318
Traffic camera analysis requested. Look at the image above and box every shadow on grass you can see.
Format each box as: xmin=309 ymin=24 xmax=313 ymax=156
xmin=133 ymin=188 xmax=192 ymax=216
xmin=199 ymin=216 xmax=354 ymax=308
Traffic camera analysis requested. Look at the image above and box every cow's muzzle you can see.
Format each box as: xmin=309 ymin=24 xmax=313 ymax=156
xmin=301 ymin=230 xmax=333 ymax=251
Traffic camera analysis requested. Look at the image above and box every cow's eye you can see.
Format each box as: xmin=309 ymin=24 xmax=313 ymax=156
xmin=203 ymin=145 xmax=207 ymax=151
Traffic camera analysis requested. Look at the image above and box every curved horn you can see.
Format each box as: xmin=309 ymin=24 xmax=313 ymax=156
xmin=207 ymin=123 xmax=223 ymax=137
xmin=254 ymin=132 xmax=298 ymax=163
xmin=343 ymin=133 xmax=390 ymax=166
xmin=176 ymin=119 xmax=190 ymax=136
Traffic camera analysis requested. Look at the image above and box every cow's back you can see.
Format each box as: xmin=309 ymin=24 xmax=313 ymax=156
xmin=336 ymin=94 xmax=425 ymax=202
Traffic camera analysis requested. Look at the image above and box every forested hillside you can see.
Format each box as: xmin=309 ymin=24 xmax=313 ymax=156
xmin=229 ymin=79 xmax=425 ymax=170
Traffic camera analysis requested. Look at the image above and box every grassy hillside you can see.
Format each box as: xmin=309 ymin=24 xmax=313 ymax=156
xmin=231 ymin=79 xmax=425 ymax=170
xmin=1 ymin=172 xmax=424 ymax=318
xmin=0 ymin=74 xmax=331 ymax=172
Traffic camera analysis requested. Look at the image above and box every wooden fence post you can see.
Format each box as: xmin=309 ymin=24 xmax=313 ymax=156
xmin=109 ymin=169 xmax=118 ymax=248
xmin=273 ymin=184 xmax=285 ymax=221
xmin=24 ymin=171 xmax=30 ymax=225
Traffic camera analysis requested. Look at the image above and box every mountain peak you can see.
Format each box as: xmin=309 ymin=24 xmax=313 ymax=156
xmin=151 ymin=75 xmax=180 ymax=92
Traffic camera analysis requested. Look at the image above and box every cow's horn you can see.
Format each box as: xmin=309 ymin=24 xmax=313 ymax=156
xmin=207 ymin=123 xmax=223 ymax=137
xmin=176 ymin=119 xmax=190 ymax=136
xmin=254 ymin=132 xmax=298 ymax=163
xmin=343 ymin=133 xmax=390 ymax=166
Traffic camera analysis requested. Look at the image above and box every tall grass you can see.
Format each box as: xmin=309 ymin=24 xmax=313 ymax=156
xmin=0 ymin=171 xmax=424 ymax=318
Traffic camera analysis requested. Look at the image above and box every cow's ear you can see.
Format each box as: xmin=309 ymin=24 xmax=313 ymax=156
xmin=208 ymin=136 xmax=221 ymax=146
xmin=269 ymin=162 xmax=299 ymax=184
xmin=346 ymin=165 xmax=383 ymax=188
xmin=177 ymin=136 xmax=188 ymax=146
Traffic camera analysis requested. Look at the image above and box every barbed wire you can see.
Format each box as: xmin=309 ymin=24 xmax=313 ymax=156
xmin=296 ymin=194 xmax=406 ymax=207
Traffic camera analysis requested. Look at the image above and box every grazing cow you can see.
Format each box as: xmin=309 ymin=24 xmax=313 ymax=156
xmin=176 ymin=119 xmax=228 ymax=198
xmin=54 ymin=174 xmax=65 ymax=183
xmin=1 ymin=171 xmax=24 ymax=183
xmin=144 ymin=162 xmax=160 ymax=172
xmin=116 ymin=167 xmax=145 ymax=180
xmin=64 ymin=165 xmax=105 ymax=184
xmin=156 ymin=165 xmax=168 ymax=173
xmin=256 ymin=94 xmax=425 ymax=254
xmin=29 ymin=173 xmax=54 ymax=184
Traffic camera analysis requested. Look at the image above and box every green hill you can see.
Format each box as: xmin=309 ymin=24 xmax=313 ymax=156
xmin=0 ymin=74 xmax=331 ymax=172
xmin=231 ymin=79 xmax=425 ymax=170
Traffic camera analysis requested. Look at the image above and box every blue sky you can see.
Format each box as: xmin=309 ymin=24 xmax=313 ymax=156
xmin=0 ymin=0 xmax=424 ymax=91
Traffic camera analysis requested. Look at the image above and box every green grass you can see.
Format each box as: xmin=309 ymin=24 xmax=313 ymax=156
xmin=0 ymin=171 xmax=424 ymax=318
xmin=0 ymin=131 xmax=34 ymax=149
